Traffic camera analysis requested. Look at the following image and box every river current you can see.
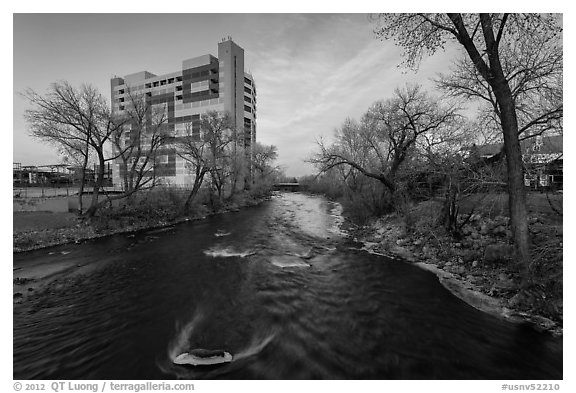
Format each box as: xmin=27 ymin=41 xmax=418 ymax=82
xmin=13 ymin=193 xmax=562 ymax=379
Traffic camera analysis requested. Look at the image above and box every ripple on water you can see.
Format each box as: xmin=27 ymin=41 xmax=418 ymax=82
xmin=270 ymin=255 xmax=311 ymax=268
xmin=158 ymin=308 xmax=278 ymax=379
xmin=13 ymin=192 xmax=562 ymax=380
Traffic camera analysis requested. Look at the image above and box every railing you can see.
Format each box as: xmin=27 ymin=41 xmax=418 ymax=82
xmin=13 ymin=185 xmax=123 ymax=199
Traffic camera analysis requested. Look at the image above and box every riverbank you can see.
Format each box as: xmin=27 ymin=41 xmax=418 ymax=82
xmin=13 ymin=192 xmax=272 ymax=253
xmin=342 ymin=197 xmax=563 ymax=336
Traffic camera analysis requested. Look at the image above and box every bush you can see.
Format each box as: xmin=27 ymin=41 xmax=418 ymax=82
xmin=407 ymin=199 xmax=445 ymax=235
xmin=340 ymin=187 xmax=394 ymax=224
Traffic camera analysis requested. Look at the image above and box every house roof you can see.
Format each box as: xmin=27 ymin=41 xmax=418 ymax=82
xmin=522 ymin=135 xmax=563 ymax=155
xmin=476 ymin=143 xmax=502 ymax=157
xmin=475 ymin=135 xmax=563 ymax=158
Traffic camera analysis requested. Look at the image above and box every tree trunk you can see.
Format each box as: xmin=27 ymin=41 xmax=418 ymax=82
xmin=376 ymin=175 xmax=396 ymax=195
xmin=477 ymin=13 xmax=531 ymax=274
xmin=78 ymin=159 xmax=87 ymax=215
xmin=77 ymin=149 xmax=90 ymax=215
xmin=85 ymin=153 xmax=106 ymax=217
xmin=451 ymin=14 xmax=531 ymax=277
xmin=442 ymin=176 xmax=460 ymax=234
xmin=184 ymin=169 xmax=206 ymax=211
xmin=494 ymin=84 xmax=531 ymax=273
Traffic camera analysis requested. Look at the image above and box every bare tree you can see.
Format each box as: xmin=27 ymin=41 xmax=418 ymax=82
xmin=311 ymin=85 xmax=460 ymax=203
xmin=108 ymin=89 xmax=171 ymax=206
xmin=227 ymin=147 xmax=246 ymax=199
xmin=175 ymin=121 xmax=211 ymax=210
xmin=23 ymin=81 xmax=121 ymax=216
xmin=436 ymin=20 xmax=563 ymax=144
xmin=175 ymin=111 xmax=236 ymax=206
xmin=251 ymin=143 xmax=279 ymax=180
xmin=248 ymin=142 xmax=280 ymax=196
xmin=372 ymin=13 xmax=563 ymax=271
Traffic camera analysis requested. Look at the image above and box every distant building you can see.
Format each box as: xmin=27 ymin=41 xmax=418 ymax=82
xmin=110 ymin=38 xmax=257 ymax=187
xmin=474 ymin=135 xmax=563 ymax=190
xmin=522 ymin=135 xmax=562 ymax=189
xmin=13 ymin=163 xmax=113 ymax=186
xmin=13 ymin=164 xmax=72 ymax=185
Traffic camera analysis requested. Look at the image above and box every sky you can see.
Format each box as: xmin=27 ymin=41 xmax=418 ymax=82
xmin=12 ymin=12 xmax=463 ymax=177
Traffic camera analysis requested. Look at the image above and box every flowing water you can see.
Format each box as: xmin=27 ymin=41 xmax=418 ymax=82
xmin=13 ymin=193 xmax=562 ymax=379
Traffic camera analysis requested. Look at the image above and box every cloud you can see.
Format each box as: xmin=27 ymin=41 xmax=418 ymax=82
xmin=248 ymin=16 xmax=462 ymax=176
xmin=251 ymin=35 xmax=407 ymax=176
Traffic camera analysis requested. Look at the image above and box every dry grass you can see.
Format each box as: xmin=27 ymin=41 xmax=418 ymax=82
xmin=13 ymin=211 xmax=78 ymax=232
xmin=458 ymin=192 xmax=563 ymax=224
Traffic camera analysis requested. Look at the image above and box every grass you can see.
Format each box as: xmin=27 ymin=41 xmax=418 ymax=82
xmin=458 ymin=191 xmax=563 ymax=224
xmin=13 ymin=187 xmax=272 ymax=252
xmin=13 ymin=211 xmax=79 ymax=232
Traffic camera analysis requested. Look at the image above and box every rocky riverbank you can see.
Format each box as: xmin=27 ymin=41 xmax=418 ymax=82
xmin=344 ymin=199 xmax=563 ymax=336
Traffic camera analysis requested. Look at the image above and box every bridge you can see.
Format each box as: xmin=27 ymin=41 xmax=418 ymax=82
xmin=273 ymin=183 xmax=302 ymax=192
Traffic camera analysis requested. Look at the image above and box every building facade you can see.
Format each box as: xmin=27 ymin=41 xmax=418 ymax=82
xmin=110 ymin=38 xmax=256 ymax=187
xmin=475 ymin=134 xmax=563 ymax=190
xmin=521 ymin=135 xmax=563 ymax=189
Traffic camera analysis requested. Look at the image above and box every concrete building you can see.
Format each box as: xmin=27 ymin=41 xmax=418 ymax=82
xmin=110 ymin=38 xmax=256 ymax=187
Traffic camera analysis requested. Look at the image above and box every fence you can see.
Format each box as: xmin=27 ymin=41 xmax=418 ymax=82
xmin=13 ymin=185 xmax=125 ymax=199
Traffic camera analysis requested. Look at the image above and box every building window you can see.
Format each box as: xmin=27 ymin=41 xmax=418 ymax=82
xmin=244 ymin=86 xmax=251 ymax=94
xmin=244 ymin=77 xmax=252 ymax=85
xmin=244 ymin=105 xmax=252 ymax=113
xmin=244 ymin=96 xmax=251 ymax=103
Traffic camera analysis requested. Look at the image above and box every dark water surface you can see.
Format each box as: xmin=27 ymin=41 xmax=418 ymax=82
xmin=13 ymin=193 xmax=562 ymax=379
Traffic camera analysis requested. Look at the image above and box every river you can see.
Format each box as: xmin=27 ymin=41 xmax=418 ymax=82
xmin=13 ymin=192 xmax=562 ymax=379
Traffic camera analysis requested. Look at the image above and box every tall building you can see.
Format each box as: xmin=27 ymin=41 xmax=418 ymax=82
xmin=110 ymin=38 xmax=256 ymax=186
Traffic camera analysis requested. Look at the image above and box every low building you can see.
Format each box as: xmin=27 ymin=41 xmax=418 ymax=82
xmin=474 ymin=135 xmax=563 ymax=190
xmin=522 ymin=135 xmax=562 ymax=189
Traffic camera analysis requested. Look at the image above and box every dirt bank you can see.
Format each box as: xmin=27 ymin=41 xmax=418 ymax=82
xmin=13 ymin=195 xmax=270 ymax=253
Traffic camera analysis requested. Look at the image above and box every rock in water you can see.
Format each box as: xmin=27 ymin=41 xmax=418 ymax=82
xmin=173 ymin=349 xmax=233 ymax=366
xmin=190 ymin=348 xmax=227 ymax=358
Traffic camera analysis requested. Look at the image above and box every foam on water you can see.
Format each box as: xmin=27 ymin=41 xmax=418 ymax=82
xmin=167 ymin=310 xmax=205 ymax=362
xmin=270 ymin=255 xmax=311 ymax=268
xmin=231 ymin=331 xmax=277 ymax=361
xmin=203 ymin=246 xmax=256 ymax=258
xmin=214 ymin=230 xmax=231 ymax=237
xmin=160 ymin=310 xmax=277 ymax=377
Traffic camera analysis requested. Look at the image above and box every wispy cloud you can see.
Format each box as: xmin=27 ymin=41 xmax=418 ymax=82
xmin=251 ymin=34 xmax=406 ymax=175
xmin=249 ymin=15 xmax=460 ymax=176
